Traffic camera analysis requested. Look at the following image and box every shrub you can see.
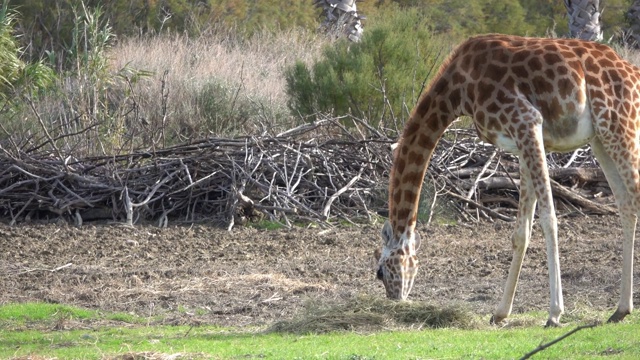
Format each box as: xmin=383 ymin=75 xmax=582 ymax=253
xmin=0 ymin=1 xmax=53 ymax=103
xmin=285 ymin=8 xmax=450 ymax=131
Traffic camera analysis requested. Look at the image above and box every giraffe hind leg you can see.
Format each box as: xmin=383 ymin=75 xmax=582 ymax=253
xmin=491 ymin=160 xmax=536 ymax=325
xmin=591 ymin=137 xmax=637 ymax=322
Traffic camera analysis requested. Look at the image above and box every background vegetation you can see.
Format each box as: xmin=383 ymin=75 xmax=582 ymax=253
xmin=1 ymin=0 xmax=639 ymax=157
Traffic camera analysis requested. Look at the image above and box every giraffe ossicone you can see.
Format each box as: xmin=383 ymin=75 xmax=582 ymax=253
xmin=376 ymin=34 xmax=638 ymax=327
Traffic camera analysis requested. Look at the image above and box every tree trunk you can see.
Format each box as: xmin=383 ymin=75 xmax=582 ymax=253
xmin=624 ymin=1 xmax=640 ymax=48
xmin=564 ymin=0 xmax=603 ymax=41
xmin=314 ymin=0 xmax=365 ymax=42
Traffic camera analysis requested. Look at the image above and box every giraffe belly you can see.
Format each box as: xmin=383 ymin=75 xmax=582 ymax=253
xmin=542 ymin=112 xmax=595 ymax=153
xmin=490 ymin=113 xmax=595 ymax=154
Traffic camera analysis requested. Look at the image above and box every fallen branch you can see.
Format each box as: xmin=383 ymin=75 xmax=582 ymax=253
xmin=520 ymin=322 xmax=601 ymax=360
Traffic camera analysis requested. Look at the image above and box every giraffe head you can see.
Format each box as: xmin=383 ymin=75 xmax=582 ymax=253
xmin=374 ymin=221 xmax=421 ymax=300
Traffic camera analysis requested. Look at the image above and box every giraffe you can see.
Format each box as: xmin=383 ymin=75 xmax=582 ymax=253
xmin=375 ymin=34 xmax=639 ymax=327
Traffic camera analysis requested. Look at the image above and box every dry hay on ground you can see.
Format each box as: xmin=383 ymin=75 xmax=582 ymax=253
xmin=268 ymin=295 xmax=479 ymax=333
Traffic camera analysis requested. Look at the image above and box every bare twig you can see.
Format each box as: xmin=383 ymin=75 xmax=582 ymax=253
xmin=520 ymin=322 xmax=601 ymax=360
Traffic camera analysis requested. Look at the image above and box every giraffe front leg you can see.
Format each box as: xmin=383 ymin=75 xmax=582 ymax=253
xmin=491 ymin=160 xmax=536 ymax=325
xmin=528 ymin=143 xmax=563 ymax=327
xmin=540 ymin=208 xmax=563 ymax=327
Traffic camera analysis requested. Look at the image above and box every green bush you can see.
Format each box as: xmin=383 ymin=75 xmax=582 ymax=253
xmin=0 ymin=1 xmax=53 ymax=103
xmin=285 ymin=8 xmax=449 ymax=130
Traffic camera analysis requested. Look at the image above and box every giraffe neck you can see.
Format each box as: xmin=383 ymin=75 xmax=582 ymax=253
xmin=389 ymin=87 xmax=459 ymax=239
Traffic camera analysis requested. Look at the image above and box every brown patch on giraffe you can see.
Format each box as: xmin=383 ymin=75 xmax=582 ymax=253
xmin=573 ymin=47 xmax=587 ymax=58
xmin=448 ymin=87 xmax=462 ymax=111
xmin=451 ymin=71 xmax=466 ymax=85
xmin=433 ymin=78 xmax=448 ymax=96
xmin=512 ymin=65 xmax=529 ymax=78
xmin=556 ymin=65 xmax=569 ymax=76
xmin=461 ymin=54 xmax=473 ymax=70
xmin=438 ymin=99 xmax=450 ymax=114
xmin=496 ymin=89 xmax=510 ymax=104
xmin=405 ymin=120 xmax=420 ymax=134
xmin=427 ymin=115 xmax=440 ymax=132
xmin=600 ymin=58 xmax=615 ymax=69
xmin=409 ymin=151 xmax=425 ymax=166
xmin=486 ymin=63 xmax=507 ymax=82
xmin=392 ymin=177 xmax=400 ymax=189
xmin=503 ymin=76 xmax=516 ymax=91
xmin=396 ymin=208 xmax=411 ymax=222
xmin=557 ymin=77 xmax=574 ymax=99
xmin=486 ymin=102 xmax=500 ymax=114
xmin=418 ymin=133 xmax=435 ymax=150
xmin=471 ymin=40 xmax=489 ymax=52
xmin=415 ymin=100 xmax=430 ymax=119
xmin=476 ymin=81 xmax=496 ymax=104
xmin=585 ymin=56 xmax=601 ymax=73
xmin=560 ymin=50 xmax=575 ymax=60
xmin=608 ymin=70 xmax=622 ymax=84
xmin=393 ymin=189 xmax=402 ymax=205
xmin=396 ymin=157 xmax=406 ymax=175
xmin=492 ymin=48 xmax=511 ymax=63
xmin=528 ymin=57 xmax=543 ymax=72
xmin=544 ymin=68 xmax=555 ymax=79
xmin=532 ymin=76 xmax=554 ymax=93
xmin=605 ymin=50 xmax=619 ymax=61
xmin=512 ymin=50 xmax=530 ymax=63
xmin=403 ymin=170 xmax=423 ymax=186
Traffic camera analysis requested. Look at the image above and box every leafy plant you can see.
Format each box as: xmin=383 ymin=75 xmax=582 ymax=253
xmin=285 ymin=8 xmax=449 ymax=131
xmin=0 ymin=1 xmax=53 ymax=103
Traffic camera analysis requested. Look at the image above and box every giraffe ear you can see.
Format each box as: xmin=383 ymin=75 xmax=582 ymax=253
xmin=414 ymin=231 xmax=422 ymax=251
xmin=381 ymin=220 xmax=394 ymax=247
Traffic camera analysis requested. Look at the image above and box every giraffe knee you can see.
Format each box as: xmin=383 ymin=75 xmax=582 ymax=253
xmin=511 ymin=230 xmax=529 ymax=250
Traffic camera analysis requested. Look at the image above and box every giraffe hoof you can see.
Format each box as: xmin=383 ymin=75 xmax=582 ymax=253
xmin=607 ymin=309 xmax=630 ymax=323
xmin=545 ymin=319 xmax=560 ymax=328
xmin=489 ymin=315 xmax=504 ymax=325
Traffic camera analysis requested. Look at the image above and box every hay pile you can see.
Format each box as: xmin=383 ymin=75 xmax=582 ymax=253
xmin=268 ymin=296 xmax=479 ymax=334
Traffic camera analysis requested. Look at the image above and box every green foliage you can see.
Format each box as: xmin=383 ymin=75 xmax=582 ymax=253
xmin=12 ymin=0 xmax=319 ymax=68
xmin=285 ymin=8 xmax=448 ymax=129
xmin=365 ymin=0 xmax=633 ymax=39
xmin=0 ymin=1 xmax=53 ymax=103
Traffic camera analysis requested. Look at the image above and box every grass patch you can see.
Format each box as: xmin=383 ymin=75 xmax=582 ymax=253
xmin=1 ymin=302 xmax=639 ymax=359
xmin=0 ymin=303 xmax=142 ymax=330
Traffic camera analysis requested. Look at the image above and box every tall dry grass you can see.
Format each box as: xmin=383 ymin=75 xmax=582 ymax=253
xmin=109 ymin=28 xmax=327 ymax=140
xmin=3 ymin=27 xmax=328 ymax=157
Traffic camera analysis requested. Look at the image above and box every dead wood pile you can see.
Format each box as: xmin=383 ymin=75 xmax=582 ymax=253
xmin=0 ymin=120 xmax=616 ymax=228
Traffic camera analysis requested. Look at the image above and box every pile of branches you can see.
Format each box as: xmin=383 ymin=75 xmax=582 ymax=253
xmin=0 ymin=118 xmax=392 ymax=228
xmin=428 ymin=128 xmax=615 ymax=222
xmin=0 ymin=119 xmax=616 ymax=228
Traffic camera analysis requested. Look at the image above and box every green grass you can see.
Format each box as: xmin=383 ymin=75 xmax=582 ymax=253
xmin=1 ymin=303 xmax=639 ymax=359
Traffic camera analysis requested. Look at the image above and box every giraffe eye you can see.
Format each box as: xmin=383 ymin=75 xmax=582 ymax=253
xmin=376 ymin=266 xmax=384 ymax=280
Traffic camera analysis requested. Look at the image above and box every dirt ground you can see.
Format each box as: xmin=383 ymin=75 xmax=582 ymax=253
xmin=1 ymin=215 xmax=638 ymax=328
